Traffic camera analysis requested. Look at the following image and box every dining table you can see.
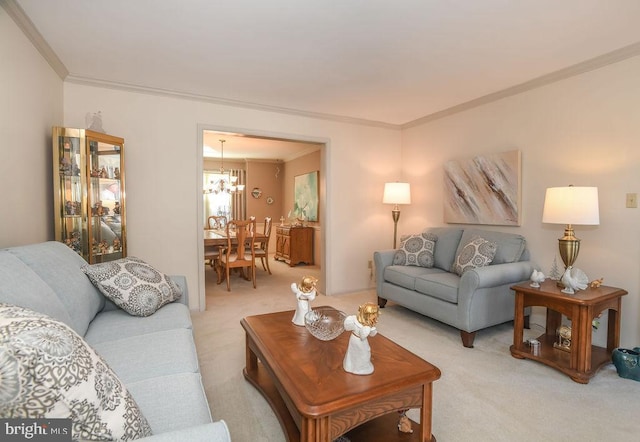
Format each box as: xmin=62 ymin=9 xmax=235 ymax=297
xmin=204 ymin=229 xmax=268 ymax=284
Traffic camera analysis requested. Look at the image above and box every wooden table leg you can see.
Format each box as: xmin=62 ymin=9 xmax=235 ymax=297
xmin=546 ymin=308 xmax=561 ymax=340
xmin=512 ymin=292 xmax=524 ymax=350
xmin=301 ymin=416 xmax=330 ymax=442
xmin=608 ymin=301 xmax=621 ymax=353
xmin=421 ymin=383 xmax=434 ymax=442
xmin=245 ymin=333 xmax=258 ymax=373
xmin=575 ymin=305 xmax=591 ymax=373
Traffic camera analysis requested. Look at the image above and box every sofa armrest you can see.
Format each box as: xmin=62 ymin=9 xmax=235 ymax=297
xmin=459 ymin=261 xmax=534 ymax=294
xmin=373 ymin=250 xmax=396 ymax=297
xmin=137 ymin=421 xmax=231 ymax=442
xmin=169 ymin=275 xmax=189 ymax=306
xmin=457 ymin=261 xmax=535 ymax=334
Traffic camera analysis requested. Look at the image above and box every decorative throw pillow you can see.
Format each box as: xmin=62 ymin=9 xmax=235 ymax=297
xmin=452 ymin=236 xmax=497 ymax=276
xmin=393 ymin=233 xmax=437 ymax=267
xmin=0 ymin=303 xmax=152 ymax=440
xmin=82 ymin=256 xmax=182 ymax=317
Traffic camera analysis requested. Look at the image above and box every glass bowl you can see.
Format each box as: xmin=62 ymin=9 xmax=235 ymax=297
xmin=304 ymin=307 xmax=347 ymax=341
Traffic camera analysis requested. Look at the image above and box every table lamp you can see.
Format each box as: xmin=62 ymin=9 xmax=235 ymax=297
xmin=383 ymin=182 xmax=411 ymax=248
xmin=542 ymin=186 xmax=599 ymax=269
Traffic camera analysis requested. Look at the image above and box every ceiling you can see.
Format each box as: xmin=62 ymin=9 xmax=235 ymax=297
xmin=10 ymin=1 xmax=640 ymax=129
xmin=202 ymin=132 xmax=321 ymax=161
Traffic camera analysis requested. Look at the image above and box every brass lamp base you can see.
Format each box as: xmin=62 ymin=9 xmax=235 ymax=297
xmin=391 ymin=206 xmax=401 ymax=249
xmin=558 ymin=224 xmax=580 ymax=269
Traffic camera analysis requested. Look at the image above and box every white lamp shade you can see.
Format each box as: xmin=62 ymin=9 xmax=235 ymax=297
xmin=542 ymin=186 xmax=599 ymax=225
xmin=383 ymin=182 xmax=411 ymax=205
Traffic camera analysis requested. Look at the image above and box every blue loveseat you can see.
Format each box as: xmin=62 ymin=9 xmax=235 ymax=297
xmin=0 ymin=241 xmax=230 ymax=441
xmin=374 ymin=227 xmax=534 ymax=347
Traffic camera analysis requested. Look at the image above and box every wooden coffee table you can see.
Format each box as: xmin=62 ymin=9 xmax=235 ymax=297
xmin=240 ymin=307 xmax=441 ymax=442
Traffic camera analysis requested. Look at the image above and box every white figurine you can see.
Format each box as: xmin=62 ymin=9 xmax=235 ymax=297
xmin=530 ymin=269 xmax=545 ymax=288
xmin=291 ymin=276 xmax=318 ymax=326
xmin=343 ymin=302 xmax=380 ymax=375
xmin=561 ymin=267 xmax=589 ymax=294
xmin=85 ymin=111 xmax=105 ymax=133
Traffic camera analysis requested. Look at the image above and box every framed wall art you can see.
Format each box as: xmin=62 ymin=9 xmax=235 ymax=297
xmin=294 ymin=171 xmax=319 ymax=222
xmin=443 ymin=150 xmax=521 ymax=226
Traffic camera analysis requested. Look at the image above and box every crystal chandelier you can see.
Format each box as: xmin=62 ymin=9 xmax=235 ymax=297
xmin=204 ymin=139 xmax=245 ymax=194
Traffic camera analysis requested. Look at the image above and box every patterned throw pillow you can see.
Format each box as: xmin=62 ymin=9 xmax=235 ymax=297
xmin=82 ymin=257 xmax=182 ymax=317
xmin=0 ymin=304 xmax=152 ymax=440
xmin=393 ymin=233 xmax=437 ymax=267
xmin=452 ymin=236 xmax=497 ymax=276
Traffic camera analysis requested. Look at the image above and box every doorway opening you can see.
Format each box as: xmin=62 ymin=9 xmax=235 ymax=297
xmin=196 ymin=125 xmax=329 ymax=311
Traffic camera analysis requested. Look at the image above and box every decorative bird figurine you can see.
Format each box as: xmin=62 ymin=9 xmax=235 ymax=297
xmin=530 ymin=269 xmax=545 ymax=288
xmin=561 ymin=267 xmax=589 ymax=294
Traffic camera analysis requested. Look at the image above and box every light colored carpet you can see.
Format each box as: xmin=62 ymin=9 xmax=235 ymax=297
xmin=191 ymin=258 xmax=637 ymax=441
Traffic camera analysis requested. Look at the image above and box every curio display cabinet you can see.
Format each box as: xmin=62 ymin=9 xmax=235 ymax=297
xmin=52 ymin=127 xmax=126 ymax=263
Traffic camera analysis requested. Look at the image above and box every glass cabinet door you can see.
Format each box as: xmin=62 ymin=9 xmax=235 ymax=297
xmin=87 ymin=132 xmax=126 ymax=263
xmin=53 ymin=128 xmax=87 ymax=257
xmin=53 ymin=127 xmax=126 ymax=263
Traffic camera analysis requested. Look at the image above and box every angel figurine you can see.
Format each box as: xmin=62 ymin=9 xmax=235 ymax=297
xmin=343 ymin=302 xmax=380 ymax=375
xmin=291 ymin=276 xmax=318 ymax=326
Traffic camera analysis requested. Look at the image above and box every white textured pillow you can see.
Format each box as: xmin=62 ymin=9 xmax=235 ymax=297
xmin=82 ymin=256 xmax=182 ymax=317
xmin=393 ymin=233 xmax=437 ymax=267
xmin=0 ymin=303 xmax=152 ymax=440
xmin=452 ymin=236 xmax=497 ymax=276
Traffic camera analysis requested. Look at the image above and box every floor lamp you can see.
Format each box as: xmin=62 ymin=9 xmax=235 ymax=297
xmin=383 ymin=182 xmax=411 ymax=248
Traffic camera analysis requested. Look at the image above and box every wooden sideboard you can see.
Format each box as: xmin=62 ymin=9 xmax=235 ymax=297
xmin=275 ymin=225 xmax=313 ymax=266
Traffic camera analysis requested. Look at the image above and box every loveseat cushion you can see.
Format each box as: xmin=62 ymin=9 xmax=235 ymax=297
xmin=127 ymin=373 xmax=213 ymax=434
xmin=384 ymin=265 xmax=446 ymax=291
xmin=0 ymin=304 xmax=152 ymax=440
xmin=0 ymin=252 xmax=73 ymax=327
xmin=82 ymin=257 xmax=183 ymax=317
xmin=415 ymin=272 xmax=461 ymax=303
xmin=4 ymin=241 xmax=105 ymax=336
xmin=422 ymin=227 xmax=464 ymax=271
xmin=456 ymin=228 xmax=526 ymax=264
xmin=393 ymin=232 xmax=437 ymax=267
xmin=85 ymin=303 xmax=192 ymax=345
xmin=91 ymin=329 xmax=200 ymax=384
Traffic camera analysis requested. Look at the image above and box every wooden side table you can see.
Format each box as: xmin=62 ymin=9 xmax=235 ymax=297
xmin=510 ymin=279 xmax=627 ymax=384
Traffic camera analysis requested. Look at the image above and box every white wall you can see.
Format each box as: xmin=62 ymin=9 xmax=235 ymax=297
xmin=6 ymin=5 xmax=636 ymax=345
xmin=62 ymin=83 xmax=402 ymax=308
xmin=402 ymin=56 xmax=640 ymax=347
xmin=0 ymin=7 xmax=63 ymax=247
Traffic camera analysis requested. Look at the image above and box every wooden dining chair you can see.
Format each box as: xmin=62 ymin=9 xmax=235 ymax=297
xmin=218 ymin=218 xmax=257 ymax=291
xmin=204 ymin=216 xmax=228 ymax=268
xmin=253 ymin=217 xmax=272 ymax=274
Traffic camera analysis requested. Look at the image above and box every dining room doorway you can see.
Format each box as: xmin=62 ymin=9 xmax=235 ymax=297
xmin=196 ymin=126 xmax=328 ymax=310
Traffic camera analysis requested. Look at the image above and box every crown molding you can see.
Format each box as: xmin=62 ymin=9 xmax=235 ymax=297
xmin=1 ymin=0 xmax=68 ymax=79
xmin=403 ymin=41 xmax=640 ymax=129
xmin=65 ymin=74 xmax=402 ymax=130
xmin=6 ymin=0 xmax=638 ymax=131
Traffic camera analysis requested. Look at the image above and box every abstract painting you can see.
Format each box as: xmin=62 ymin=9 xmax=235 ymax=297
xmin=444 ymin=150 xmax=521 ymax=225
xmin=294 ymin=171 xmax=319 ymax=222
